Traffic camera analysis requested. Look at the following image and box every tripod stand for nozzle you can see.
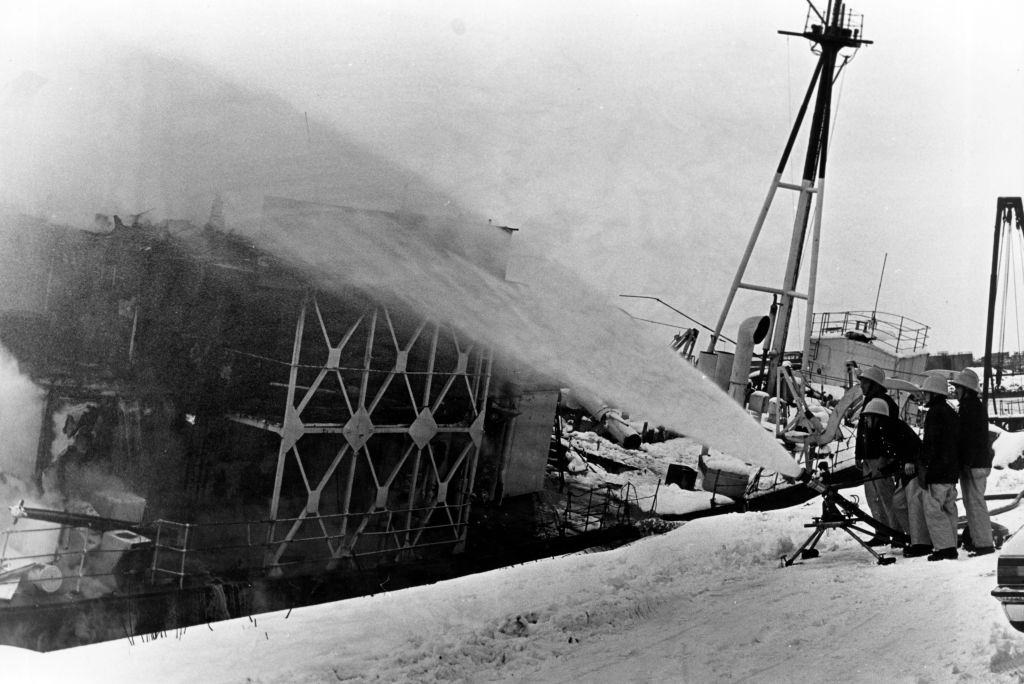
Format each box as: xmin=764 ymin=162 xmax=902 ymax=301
xmin=783 ymin=475 xmax=904 ymax=567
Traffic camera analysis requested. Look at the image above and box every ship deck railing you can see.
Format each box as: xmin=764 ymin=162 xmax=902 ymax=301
xmin=812 ymin=311 xmax=929 ymax=355
xmin=1 ymin=484 xmax=644 ymax=595
xmin=990 ymin=394 xmax=1024 ymax=415
xmin=704 ymin=425 xmax=859 ymax=504
xmin=988 ymin=395 xmax=1024 ymax=430
xmin=150 ymin=503 xmax=475 ymax=580
xmin=551 ymin=482 xmax=640 ymax=537
xmin=0 ymin=502 xmax=479 ymax=595
xmin=0 ymin=524 xmax=150 ymax=596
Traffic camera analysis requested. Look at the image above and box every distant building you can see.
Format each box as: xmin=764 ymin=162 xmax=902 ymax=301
xmin=926 ymin=352 xmax=974 ymax=372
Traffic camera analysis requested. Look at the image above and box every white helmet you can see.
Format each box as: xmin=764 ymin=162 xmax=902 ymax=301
xmin=951 ymin=369 xmax=980 ymax=394
xmin=858 ymin=366 xmax=885 ymax=386
xmin=863 ymin=398 xmax=890 ymax=417
xmin=919 ymin=375 xmax=950 ymax=396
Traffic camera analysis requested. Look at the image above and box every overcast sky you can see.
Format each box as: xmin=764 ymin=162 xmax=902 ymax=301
xmin=1 ymin=0 xmax=1022 ymax=356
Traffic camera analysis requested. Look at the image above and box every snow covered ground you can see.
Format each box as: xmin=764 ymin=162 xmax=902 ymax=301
xmin=7 ymin=469 xmax=1024 ymax=683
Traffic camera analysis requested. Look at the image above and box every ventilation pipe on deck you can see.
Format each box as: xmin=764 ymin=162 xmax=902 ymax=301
xmin=729 ymin=315 xmax=772 ymax=405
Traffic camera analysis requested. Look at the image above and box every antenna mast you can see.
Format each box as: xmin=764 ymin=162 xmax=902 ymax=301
xmin=707 ymin=1 xmax=871 ymax=391
xmin=870 ymin=251 xmax=887 ymax=334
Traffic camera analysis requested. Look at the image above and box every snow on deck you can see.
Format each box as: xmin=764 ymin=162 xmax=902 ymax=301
xmin=6 ymin=469 xmax=1024 ymax=683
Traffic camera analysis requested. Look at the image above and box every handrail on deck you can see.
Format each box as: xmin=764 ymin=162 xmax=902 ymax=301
xmin=812 ymin=310 xmax=929 ymax=354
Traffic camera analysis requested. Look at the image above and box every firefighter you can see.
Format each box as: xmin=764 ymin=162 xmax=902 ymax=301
xmin=952 ymin=369 xmax=995 ymax=555
xmin=918 ymin=374 xmax=960 ymax=561
xmin=859 ymin=398 xmax=929 ymax=552
xmin=854 ymin=366 xmax=899 ymax=545
xmin=863 ymin=397 xmax=933 ymax=557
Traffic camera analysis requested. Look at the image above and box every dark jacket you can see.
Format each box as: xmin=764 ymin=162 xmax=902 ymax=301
xmin=883 ymin=419 xmax=923 ymax=485
xmin=855 ymin=389 xmax=900 ymax=462
xmin=957 ymin=392 xmax=993 ymax=469
xmin=921 ymin=395 xmax=960 ymax=484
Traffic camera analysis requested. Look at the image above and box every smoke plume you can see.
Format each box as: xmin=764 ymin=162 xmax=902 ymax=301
xmin=0 ymin=42 xmax=800 ymax=476
xmin=0 ymin=344 xmax=43 ymax=487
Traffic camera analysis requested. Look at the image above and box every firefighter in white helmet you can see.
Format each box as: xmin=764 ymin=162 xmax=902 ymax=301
xmin=952 ymin=369 xmax=995 ymax=555
xmin=861 ymin=397 xmax=933 ymax=556
xmin=855 ymin=366 xmax=900 ymax=546
xmin=917 ymin=374 xmax=960 ymax=561
xmin=861 ymin=398 xmax=916 ymax=544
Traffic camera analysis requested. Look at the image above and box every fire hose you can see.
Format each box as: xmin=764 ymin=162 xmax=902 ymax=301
xmin=8 ymin=500 xmax=151 ymax=536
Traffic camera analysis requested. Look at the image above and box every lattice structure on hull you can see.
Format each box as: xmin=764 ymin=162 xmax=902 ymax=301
xmin=230 ymin=294 xmax=492 ymax=574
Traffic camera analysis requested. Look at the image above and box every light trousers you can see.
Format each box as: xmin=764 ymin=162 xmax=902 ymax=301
xmin=861 ymin=460 xmax=896 ymax=530
xmin=959 ymin=467 xmax=993 ymax=548
xmin=892 ymin=477 xmax=931 ymax=546
xmin=924 ymin=482 xmax=958 ymax=551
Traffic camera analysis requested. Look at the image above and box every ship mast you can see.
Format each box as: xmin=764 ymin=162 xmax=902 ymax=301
xmin=707 ymin=1 xmax=870 ymax=391
xmin=983 ymin=197 xmax=1024 ymax=418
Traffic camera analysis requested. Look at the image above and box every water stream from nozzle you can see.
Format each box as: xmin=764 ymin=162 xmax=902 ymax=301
xmin=254 ymin=200 xmax=799 ymax=476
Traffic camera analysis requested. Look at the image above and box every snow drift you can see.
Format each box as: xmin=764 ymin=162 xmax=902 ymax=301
xmin=5 ymin=480 xmax=1023 ymax=682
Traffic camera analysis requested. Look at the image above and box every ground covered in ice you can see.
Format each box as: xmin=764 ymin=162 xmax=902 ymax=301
xmin=8 ymin=468 xmax=1024 ymax=683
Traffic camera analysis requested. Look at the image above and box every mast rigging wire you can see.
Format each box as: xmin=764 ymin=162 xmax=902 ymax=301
xmin=997 ymin=219 xmax=1020 ymax=375
xmin=618 ymin=295 xmax=735 ymax=345
xmin=828 ymin=55 xmax=849 ymax=151
xmin=1013 ymin=226 xmax=1024 ymax=369
xmin=998 ymin=223 xmax=1010 ymax=369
